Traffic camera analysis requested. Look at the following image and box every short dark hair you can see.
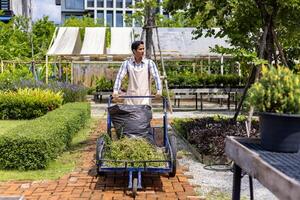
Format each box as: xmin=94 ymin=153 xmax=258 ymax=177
xmin=131 ymin=41 xmax=144 ymax=52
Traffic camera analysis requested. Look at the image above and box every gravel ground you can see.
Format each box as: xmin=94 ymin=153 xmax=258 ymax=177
xmin=176 ymin=134 xmax=278 ymax=200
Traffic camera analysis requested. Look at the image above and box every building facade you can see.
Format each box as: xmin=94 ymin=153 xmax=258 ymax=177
xmin=60 ymin=0 xmax=166 ymax=27
xmin=0 ymin=0 xmax=30 ymax=22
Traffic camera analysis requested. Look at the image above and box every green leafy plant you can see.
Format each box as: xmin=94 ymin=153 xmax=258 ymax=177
xmin=248 ymin=66 xmax=300 ymax=114
xmin=95 ymin=76 xmax=113 ymax=91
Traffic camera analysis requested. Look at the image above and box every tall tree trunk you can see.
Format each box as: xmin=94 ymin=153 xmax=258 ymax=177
xmin=246 ymin=21 xmax=270 ymax=133
xmin=232 ymin=24 xmax=269 ymax=122
xmin=145 ymin=4 xmax=155 ymax=59
xmin=272 ymin=29 xmax=288 ymax=67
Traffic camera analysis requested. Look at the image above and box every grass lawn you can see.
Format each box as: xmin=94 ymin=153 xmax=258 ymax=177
xmin=0 ymin=120 xmax=27 ymax=135
xmin=0 ymin=118 xmax=98 ymax=181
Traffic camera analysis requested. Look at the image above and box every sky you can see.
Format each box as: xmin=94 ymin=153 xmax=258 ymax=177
xmin=32 ymin=0 xmax=61 ymax=24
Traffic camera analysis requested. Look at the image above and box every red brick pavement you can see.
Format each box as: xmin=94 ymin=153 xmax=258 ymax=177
xmin=0 ymin=120 xmax=202 ymax=200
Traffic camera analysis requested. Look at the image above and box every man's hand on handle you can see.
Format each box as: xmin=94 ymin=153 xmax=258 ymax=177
xmin=155 ymin=90 xmax=162 ymax=99
xmin=112 ymin=91 xmax=119 ymax=103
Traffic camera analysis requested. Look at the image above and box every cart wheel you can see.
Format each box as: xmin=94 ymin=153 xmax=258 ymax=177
xmin=95 ymin=138 xmax=104 ymax=176
xmin=169 ymin=134 xmax=177 ymax=177
xmin=132 ymin=178 xmax=138 ymax=197
xmin=96 ymin=138 xmax=100 ymax=161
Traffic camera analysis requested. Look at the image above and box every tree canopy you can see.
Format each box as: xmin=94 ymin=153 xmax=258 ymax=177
xmin=165 ymin=0 xmax=300 ymax=66
xmin=0 ymin=16 xmax=55 ymax=61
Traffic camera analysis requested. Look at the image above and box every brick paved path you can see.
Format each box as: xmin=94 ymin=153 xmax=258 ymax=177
xmin=0 ymin=120 xmax=201 ymax=200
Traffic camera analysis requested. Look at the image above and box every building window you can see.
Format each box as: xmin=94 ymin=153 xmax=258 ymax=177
xmin=87 ymin=0 xmax=94 ymax=7
xmin=116 ymin=0 xmax=122 ymax=8
xmin=125 ymin=11 xmax=132 ymax=27
xmin=0 ymin=0 xmax=10 ymax=10
xmin=125 ymin=0 xmax=132 ymax=8
xmin=65 ymin=0 xmax=84 ymax=10
xmin=97 ymin=11 xmax=104 ymax=24
xmin=116 ymin=11 xmax=123 ymax=27
xmin=106 ymin=0 xmax=113 ymax=8
xmin=97 ymin=0 xmax=104 ymax=7
xmin=106 ymin=11 xmax=113 ymax=27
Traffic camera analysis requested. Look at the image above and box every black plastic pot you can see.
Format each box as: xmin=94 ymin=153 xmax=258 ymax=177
xmin=260 ymin=112 xmax=300 ymax=153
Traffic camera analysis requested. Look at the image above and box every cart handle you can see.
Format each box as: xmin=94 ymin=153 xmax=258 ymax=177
xmin=111 ymin=95 xmax=161 ymax=99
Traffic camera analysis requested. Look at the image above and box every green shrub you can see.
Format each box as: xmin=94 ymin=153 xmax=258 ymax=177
xmin=0 ymin=88 xmax=63 ymax=119
xmin=248 ymin=66 xmax=300 ymax=114
xmin=168 ymin=73 xmax=243 ymax=88
xmin=95 ymin=76 xmax=113 ymax=91
xmin=0 ymin=102 xmax=90 ymax=170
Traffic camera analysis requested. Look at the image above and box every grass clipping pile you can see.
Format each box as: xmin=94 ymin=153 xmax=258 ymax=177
xmin=103 ymin=135 xmax=166 ymax=167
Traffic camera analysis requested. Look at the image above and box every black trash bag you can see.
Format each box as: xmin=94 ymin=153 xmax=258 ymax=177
xmin=108 ymin=104 xmax=153 ymax=141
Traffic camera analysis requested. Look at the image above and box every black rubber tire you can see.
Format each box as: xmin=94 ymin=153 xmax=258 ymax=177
xmin=169 ymin=134 xmax=177 ymax=177
xmin=132 ymin=178 xmax=138 ymax=197
xmin=95 ymin=138 xmax=104 ymax=176
xmin=95 ymin=138 xmax=100 ymax=161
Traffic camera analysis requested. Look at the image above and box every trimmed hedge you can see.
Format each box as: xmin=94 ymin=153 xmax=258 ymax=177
xmin=0 ymin=102 xmax=90 ymax=170
xmin=0 ymin=88 xmax=63 ymax=119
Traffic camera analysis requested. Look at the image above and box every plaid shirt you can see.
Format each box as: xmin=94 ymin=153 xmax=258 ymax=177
xmin=113 ymin=57 xmax=162 ymax=93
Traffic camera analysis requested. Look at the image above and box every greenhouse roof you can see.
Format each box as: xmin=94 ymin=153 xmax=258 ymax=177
xmin=134 ymin=27 xmax=231 ymax=58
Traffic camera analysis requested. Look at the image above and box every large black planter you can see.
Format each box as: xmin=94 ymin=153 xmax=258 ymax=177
xmin=260 ymin=112 xmax=300 ymax=153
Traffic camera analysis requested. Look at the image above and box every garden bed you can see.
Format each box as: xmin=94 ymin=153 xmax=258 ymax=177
xmin=172 ymin=116 xmax=259 ymax=164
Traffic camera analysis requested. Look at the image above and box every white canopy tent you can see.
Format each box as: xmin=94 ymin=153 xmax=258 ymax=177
xmin=46 ymin=27 xmax=106 ymax=83
xmin=46 ymin=27 xmax=232 ymax=83
xmin=110 ymin=27 xmax=134 ymax=55
xmin=47 ymin=27 xmax=82 ymax=56
xmin=80 ymin=27 xmax=106 ymax=55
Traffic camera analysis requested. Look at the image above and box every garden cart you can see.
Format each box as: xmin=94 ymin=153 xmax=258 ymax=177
xmin=95 ymin=96 xmax=177 ymax=197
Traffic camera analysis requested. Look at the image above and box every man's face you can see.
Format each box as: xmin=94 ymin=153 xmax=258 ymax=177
xmin=134 ymin=44 xmax=145 ymax=58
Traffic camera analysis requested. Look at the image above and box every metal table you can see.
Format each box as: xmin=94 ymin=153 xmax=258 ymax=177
xmin=225 ymin=136 xmax=300 ymax=200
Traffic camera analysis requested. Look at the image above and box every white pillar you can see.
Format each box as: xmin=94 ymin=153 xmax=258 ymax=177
xmin=94 ymin=0 xmax=97 ymax=24
xmin=220 ymin=55 xmax=224 ymax=75
xmin=237 ymin=62 xmax=241 ymax=76
xmin=1 ymin=60 xmax=3 ymax=73
xmin=208 ymin=56 xmax=211 ymax=74
xmin=71 ymin=61 xmax=74 ymax=84
xmin=46 ymin=55 xmax=48 ymax=84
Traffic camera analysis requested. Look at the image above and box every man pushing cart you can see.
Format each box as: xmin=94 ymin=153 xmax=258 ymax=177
xmin=95 ymin=41 xmax=177 ymax=197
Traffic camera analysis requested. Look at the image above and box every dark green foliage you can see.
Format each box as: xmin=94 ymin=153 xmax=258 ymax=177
xmin=172 ymin=116 xmax=259 ymax=157
xmin=168 ymin=73 xmax=243 ymax=88
xmin=0 ymin=88 xmax=63 ymax=119
xmin=0 ymin=103 xmax=90 ymax=170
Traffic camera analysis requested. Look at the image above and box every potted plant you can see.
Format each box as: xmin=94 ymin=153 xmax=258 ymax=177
xmin=248 ymin=65 xmax=300 ymax=152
